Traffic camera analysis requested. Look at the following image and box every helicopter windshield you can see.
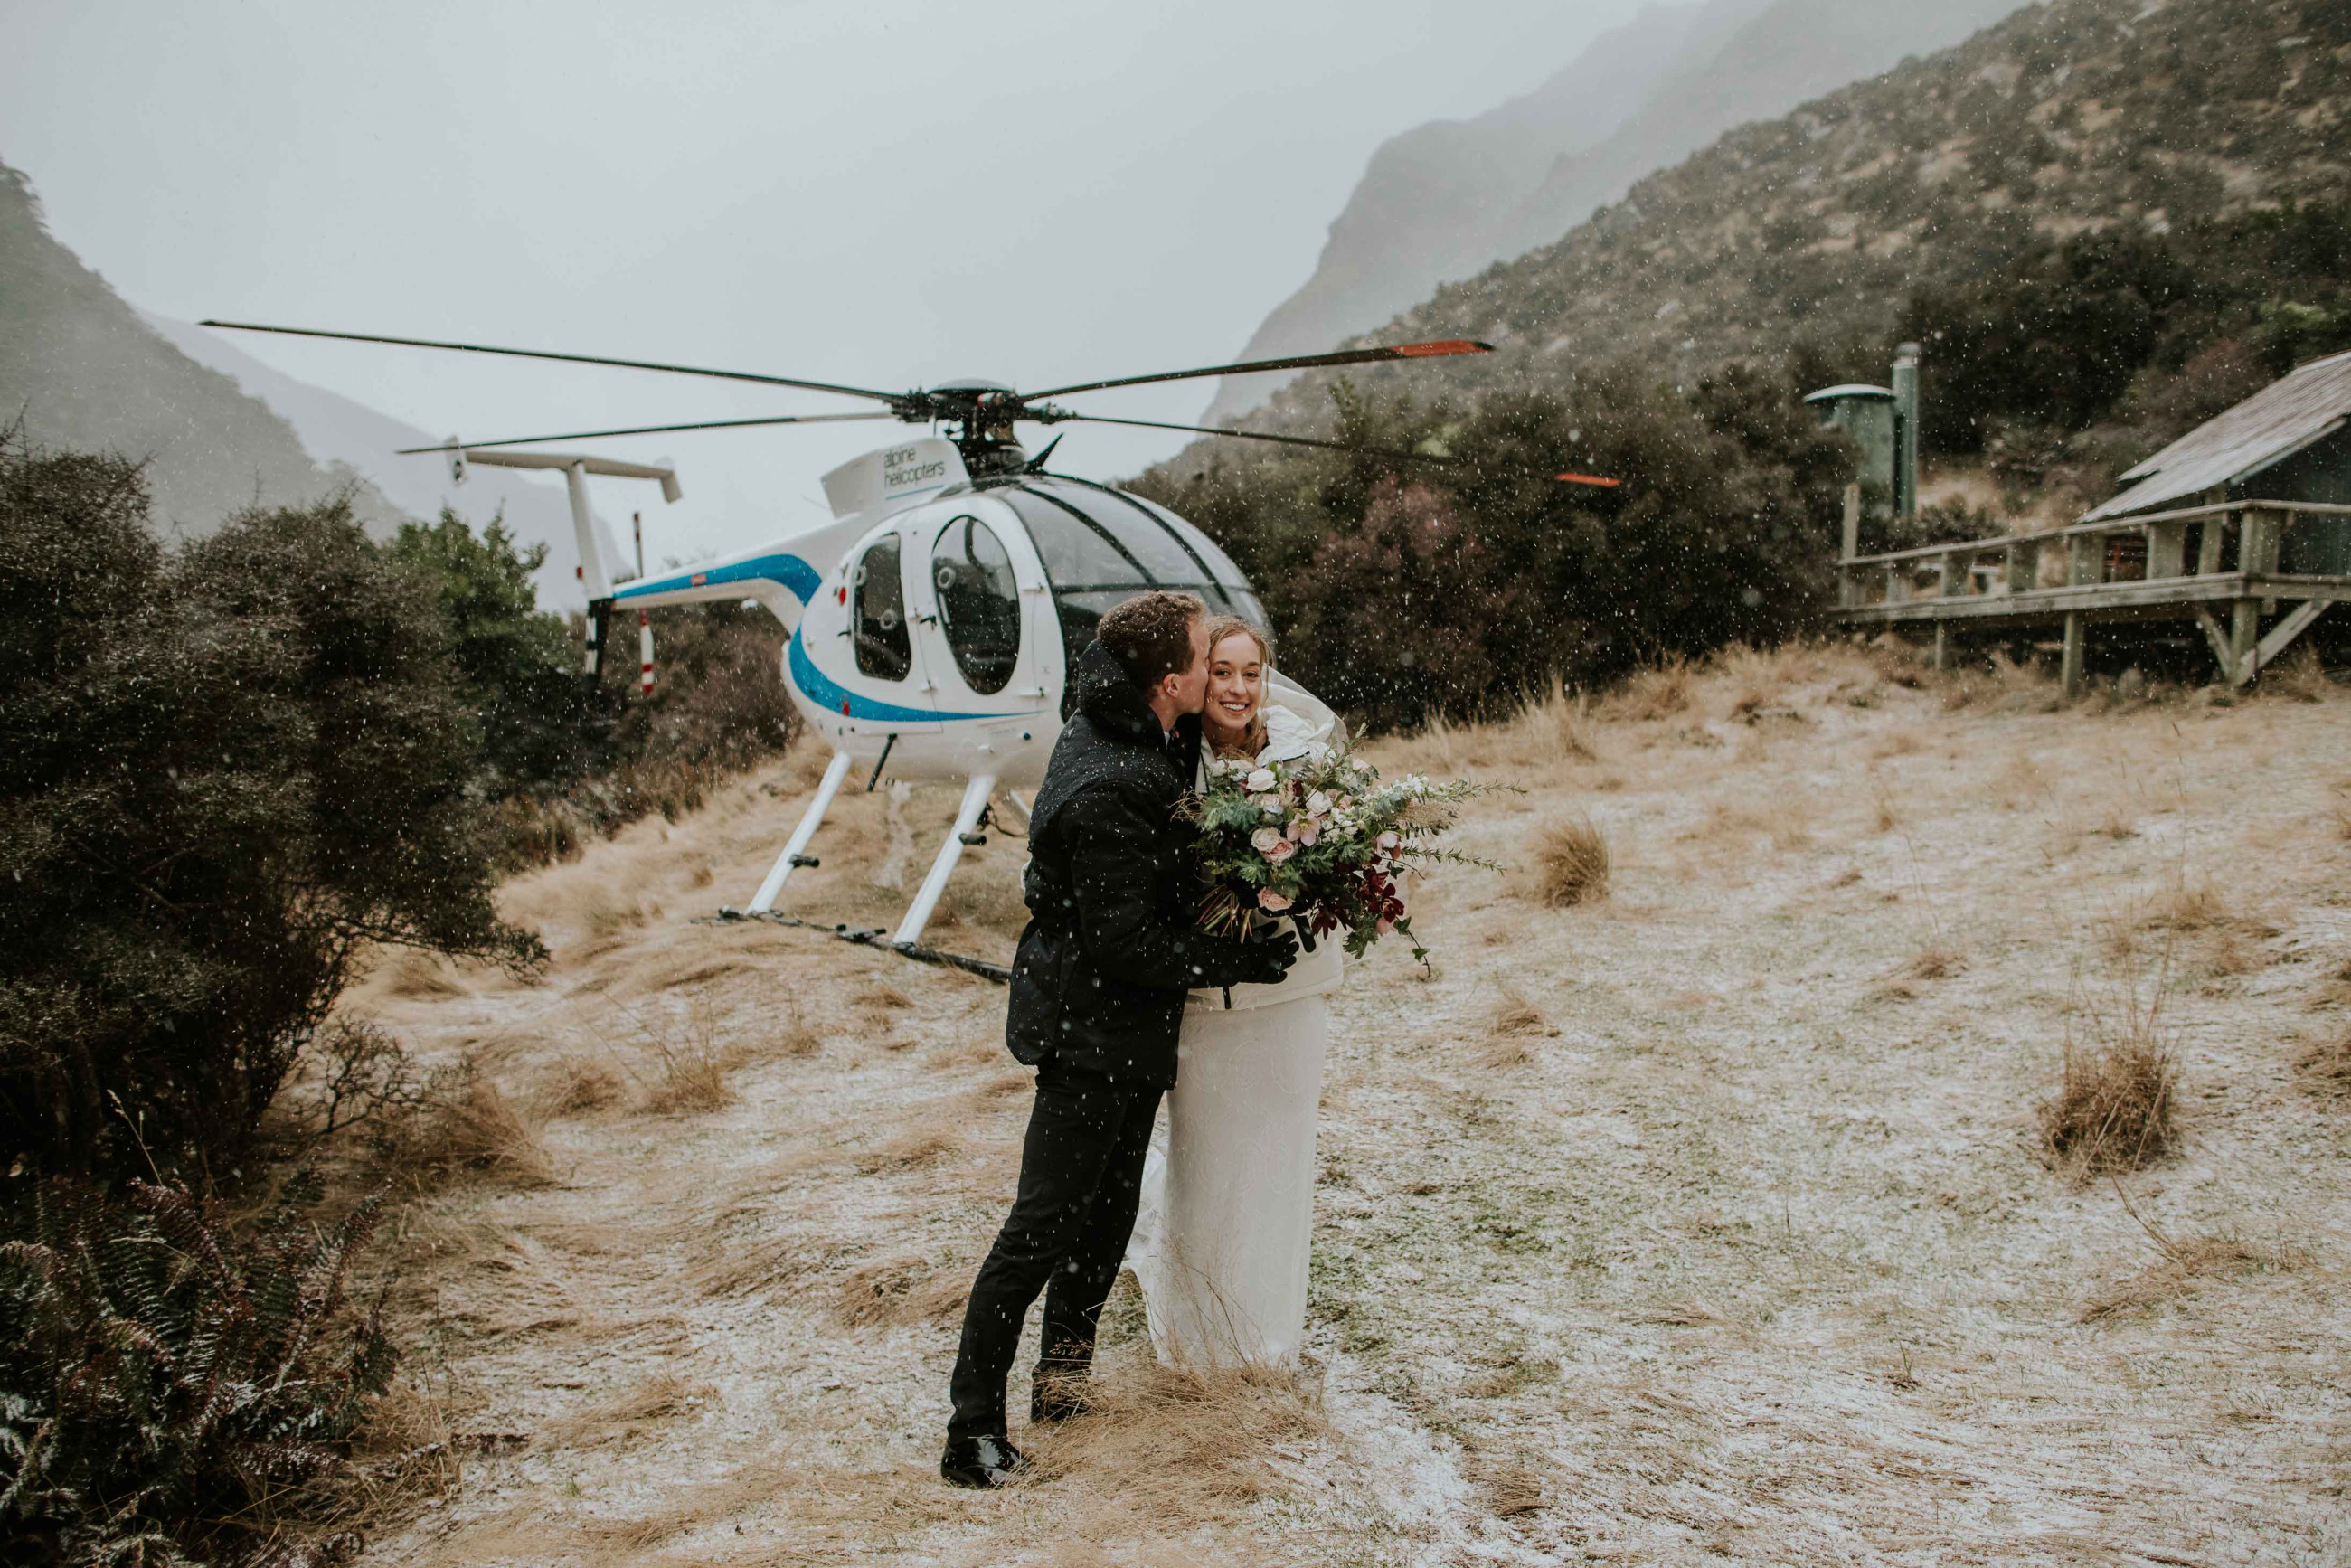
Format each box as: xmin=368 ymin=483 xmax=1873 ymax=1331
xmin=994 ymin=479 xmax=1267 ymax=686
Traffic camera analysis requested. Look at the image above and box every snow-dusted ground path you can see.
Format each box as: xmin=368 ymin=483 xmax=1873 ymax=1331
xmin=353 ymin=648 xmax=2350 ymax=1566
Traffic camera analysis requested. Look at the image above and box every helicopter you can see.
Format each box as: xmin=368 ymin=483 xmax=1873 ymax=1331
xmin=202 ymin=320 xmax=1618 ymax=969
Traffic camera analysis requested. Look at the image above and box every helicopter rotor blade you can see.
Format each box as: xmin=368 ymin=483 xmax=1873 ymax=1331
xmin=395 ymin=411 xmax=894 ymax=454
xmin=198 ymin=320 xmax=906 ymax=404
xmin=1050 ymin=413 xmax=1621 ymax=486
xmin=1017 ymin=338 xmax=1491 ymax=402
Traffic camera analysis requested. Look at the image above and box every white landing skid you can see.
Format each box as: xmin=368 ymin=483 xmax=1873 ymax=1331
xmin=719 ymin=760 xmax=1017 ymax=984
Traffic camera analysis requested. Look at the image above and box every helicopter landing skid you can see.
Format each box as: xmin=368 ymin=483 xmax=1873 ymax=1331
xmin=702 ymin=906 xmax=1012 ymax=985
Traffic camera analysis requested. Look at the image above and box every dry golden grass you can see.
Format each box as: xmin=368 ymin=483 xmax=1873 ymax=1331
xmin=546 ymin=1055 xmax=624 ymax=1117
xmin=1479 ymin=989 xmax=1550 ymax=1069
xmin=1872 ymin=944 xmax=1966 ymax=1003
xmin=347 ymin=1371 xmax=475 ymax=1510
xmin=1602 ymin=658 xmax=1692 ymax=722
xmin=854 ymin=1118 xmax=963 ymax=1174
xmin=643 ymin=1044 xmax=739 ymax=1115
xmin=2041 ymin=974 xmax=2179 ymax=1182
xmin=2263 ymin=646 xmax=2334 ymax=704
xmin=2295 ymin=1028 xmax=2351 ymax=1100
xmin=392 ymin=1066 xmax=555 ymax=1187
xmin=543 ymin=1372 xmax=718 ymax=1450
xmin=1529 ymin=814 xmax=1610 ymax=907
xmin=586 ymin=898 xmax=647 ymax=940
xmin=1015 ymin=1361 xmax=1325 ymax=1529
xmin=2142 ymin=879 xmax=2233 ymax=933
xmin=2080 ymin=1232 xmax=2283 ymax=1323
xmin=835 ymin=1252 xmax=969 ymax=1327
xmin=385 ymin=951 xmax=467 ymax=998
xmin=777 ymin=993 xmax=823 ymax=1058
xmin=1470 ymin=1454 xmax=1550 ymax=1518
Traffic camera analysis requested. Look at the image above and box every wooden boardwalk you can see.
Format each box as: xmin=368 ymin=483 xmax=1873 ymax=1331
xmin=1834 ymin=498 xmax=2351 ymax=695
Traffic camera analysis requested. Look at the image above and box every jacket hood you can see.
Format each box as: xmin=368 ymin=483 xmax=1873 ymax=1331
xmin=1073 ymin=638 xmax=1163 ymax=746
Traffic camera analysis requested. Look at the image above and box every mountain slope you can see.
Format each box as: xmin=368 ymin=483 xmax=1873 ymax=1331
xmin=1204 ymin=0 xmax=2351 ymax=458
xmin=1199 ymin=0 xmax=1722 ymax=425
xmin=0 ymin=160 xmax=404 ymax=539
xmin=141 ymin=313 xmax=627 ymax=610
xmin=1203 ymin=0 xmax=2025 ymax=425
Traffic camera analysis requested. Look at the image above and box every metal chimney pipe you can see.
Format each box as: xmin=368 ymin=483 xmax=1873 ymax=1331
xmin=1892 ymin=342 xmax=1921 ymax=519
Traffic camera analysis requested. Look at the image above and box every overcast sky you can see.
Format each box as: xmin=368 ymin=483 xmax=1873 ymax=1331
xmin=3 ymin=0 xmax=1645 ymax=562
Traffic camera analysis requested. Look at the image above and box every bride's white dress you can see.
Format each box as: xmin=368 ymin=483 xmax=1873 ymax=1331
xmin=1122 ymin=674 xmax=1345 ymax=1369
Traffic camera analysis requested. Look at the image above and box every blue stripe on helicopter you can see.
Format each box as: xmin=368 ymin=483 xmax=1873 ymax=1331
xmin=788 ymin=632 xmax=1032 ymax=724
xmin=617 ymin=552 xmax=823 ymax=605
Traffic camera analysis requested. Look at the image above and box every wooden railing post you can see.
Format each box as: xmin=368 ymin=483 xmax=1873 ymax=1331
xmin=2148 ymin=518 xmax=2186 ymax=578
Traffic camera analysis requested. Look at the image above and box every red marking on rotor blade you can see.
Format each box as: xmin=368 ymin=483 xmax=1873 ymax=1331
xmin=841 ymin=699 xmax=851 ymax=716
xmin=1553 ymin=472 xmax=1622 ymax=487
xmin=1391 ymin=339 xmax=1488 ymax=357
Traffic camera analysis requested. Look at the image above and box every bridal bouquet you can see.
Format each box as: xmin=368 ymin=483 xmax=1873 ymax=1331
xmin=1182 ymin=744 xmax=1506 ymax=963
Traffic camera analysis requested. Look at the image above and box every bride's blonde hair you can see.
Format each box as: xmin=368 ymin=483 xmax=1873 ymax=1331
xmin=1202 ymin=615 xmax=1273 ymax=760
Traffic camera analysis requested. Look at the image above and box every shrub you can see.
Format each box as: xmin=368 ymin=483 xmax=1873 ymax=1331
xmin=0 ymin=441 xmax=542 ymax=1181
xmin=0 ymin=1170 xmax=393 ymax=1567
xmin=1136 ymin=362 xmax=1848 ymax=729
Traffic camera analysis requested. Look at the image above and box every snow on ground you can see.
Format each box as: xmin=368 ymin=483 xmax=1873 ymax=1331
xmin=347 ymin=646 xmax=2350 ymax=1566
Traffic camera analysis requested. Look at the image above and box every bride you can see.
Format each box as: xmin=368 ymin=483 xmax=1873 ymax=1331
xmin=1122 ymin=615 xmax=1345 ymax=1369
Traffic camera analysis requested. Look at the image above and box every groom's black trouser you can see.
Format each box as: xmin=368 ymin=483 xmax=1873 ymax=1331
xmin=948 ymin=1060 xmax=1162 ymax=1440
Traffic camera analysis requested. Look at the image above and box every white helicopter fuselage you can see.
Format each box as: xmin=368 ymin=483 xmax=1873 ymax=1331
xmin=592 ymin=438 xmax=1267 ymax=949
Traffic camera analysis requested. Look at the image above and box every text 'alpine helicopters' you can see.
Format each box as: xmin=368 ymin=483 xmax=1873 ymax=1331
xmin=203 ymin=319 xmax=1618 ymax=975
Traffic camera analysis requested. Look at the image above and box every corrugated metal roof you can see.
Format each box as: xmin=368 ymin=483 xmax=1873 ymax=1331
xmin=2082 ymin=348 xmax=2351 ymax=521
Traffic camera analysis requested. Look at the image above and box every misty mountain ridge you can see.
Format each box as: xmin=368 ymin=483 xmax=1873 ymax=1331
xmin=1203 ymin=0 xmax=2026 ymax=426
xmin=0 ymin=158 xmax=618 ymax=609
xmin=1188 ymin=0 xmax=2349 ymax=462
xmin=142 ymin=312 xmax=627 ymax=611
xmin=0 ymin=160 xmax=416 ymax=541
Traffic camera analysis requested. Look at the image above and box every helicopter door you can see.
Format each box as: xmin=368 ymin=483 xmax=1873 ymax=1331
xmin=835 ymin=531 xmax=942 ymax=732
xmin=923 ymin=512 xmax=1028 ymax=702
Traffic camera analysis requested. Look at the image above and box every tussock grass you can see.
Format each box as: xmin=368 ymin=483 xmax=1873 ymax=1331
xmin=546 ymin=1056 xmax=624 ymax=1116
xmin=835 ymin=1252 xmax=968 ymax=1327
xmin=1471 ymin=1454 xmax=1550 ymax=1518
xmin=1480 ymin=990 xmax=1550 ymax=1068
xmin=777 ymin=993 xmax=823 ymax=1058
xmin=1529 ymin=815 xmax=1610 ymax=907
xmin=1872 ymin=944 xmax=1965 ymax=1003
xmin=1602 ymin=659 xmax=1691 ymax=723
xmin=2080 ymin=1187 xmax=2293 ymax=1323
xmin=385 ymin=951 xmax=467 ymax=998
xmin=2295 ymin=1028 xmax=2351 ymax=1100
xmin=390 ymin=1062 xmax=555 ymax=1187
xmin=2041 ymin=968 xmax=2180 ymax=1182
xmin=586 ymin=899 xmax=647 ymax=940
xmin=2262 ymin=645 xmax=2334 ymax=704
xmin=1015 ymin=1360 xmax=1326 ymax=1527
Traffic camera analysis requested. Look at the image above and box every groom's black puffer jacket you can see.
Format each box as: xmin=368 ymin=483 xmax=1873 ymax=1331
xmin=1006 ymin=639 xmax=1293 ymax=1085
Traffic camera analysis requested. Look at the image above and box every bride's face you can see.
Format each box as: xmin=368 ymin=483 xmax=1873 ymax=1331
xmin=1204 ymin=633 xmax=1263 ymax=742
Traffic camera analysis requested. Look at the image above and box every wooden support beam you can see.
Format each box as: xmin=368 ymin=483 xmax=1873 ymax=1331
xmin=2196 ymin=515 xmax=2225 ymax=575
xmin=2062 ymin=609 xmax=2085 ymax=698
xmin=2193 ymin=604 xmax=2236 ymax=678
xmin=2148 ymin=520 xmax=2186 ymax=579
xmin=2229 ymin=598 xmax=2260 ymax=688
xmin=2252 ymin=598 xmax=2330 ymax=672
xmin=1932 ymin=619 xmax=1949 ymax=672
xmin=1840 ymin=483 xmax=1860 ymax=564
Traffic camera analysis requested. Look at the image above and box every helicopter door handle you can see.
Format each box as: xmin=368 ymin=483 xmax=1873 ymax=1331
xmin=915 ymin=612 xmax=939 ymax=627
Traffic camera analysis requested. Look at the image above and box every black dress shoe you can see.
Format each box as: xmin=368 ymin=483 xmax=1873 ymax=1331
xmin=940 ymin=1433 xmax=1025 ymax=1489
xmin=1030 ymin=1378 xmax=1093 ymax=1425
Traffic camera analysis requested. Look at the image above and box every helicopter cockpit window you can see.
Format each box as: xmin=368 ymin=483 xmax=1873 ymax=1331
xmin=852 ymin=535 xmax=911 ymax=681
xmin=931 ymin=515 xmax=1021 ymax=695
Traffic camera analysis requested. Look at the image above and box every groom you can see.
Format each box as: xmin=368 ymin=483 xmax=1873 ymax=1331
xmin=941 ymin=590 xmax=1298 ymax=1488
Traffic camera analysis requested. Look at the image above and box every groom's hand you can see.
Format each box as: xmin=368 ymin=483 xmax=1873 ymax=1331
xmin=1239 ymin=929 xmax=1300 ymax=986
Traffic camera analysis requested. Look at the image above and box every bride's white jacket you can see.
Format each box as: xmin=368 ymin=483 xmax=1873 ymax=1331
xmin=1188 ymin=671 xmax=1347 ymax=1013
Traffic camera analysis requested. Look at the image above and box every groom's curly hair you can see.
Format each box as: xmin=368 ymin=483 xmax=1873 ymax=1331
xmin=1097 ymin=590 xmax=1205 ymax=690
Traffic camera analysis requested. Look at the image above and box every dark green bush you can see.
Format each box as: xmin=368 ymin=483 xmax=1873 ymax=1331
xmin=0 ymin=441 xmax=542 ymax=1182
xmin=1134 ymin=362 xmax=1849 ymax=729
xmin=0 ymin=1170 xmax=392 ymax=1567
